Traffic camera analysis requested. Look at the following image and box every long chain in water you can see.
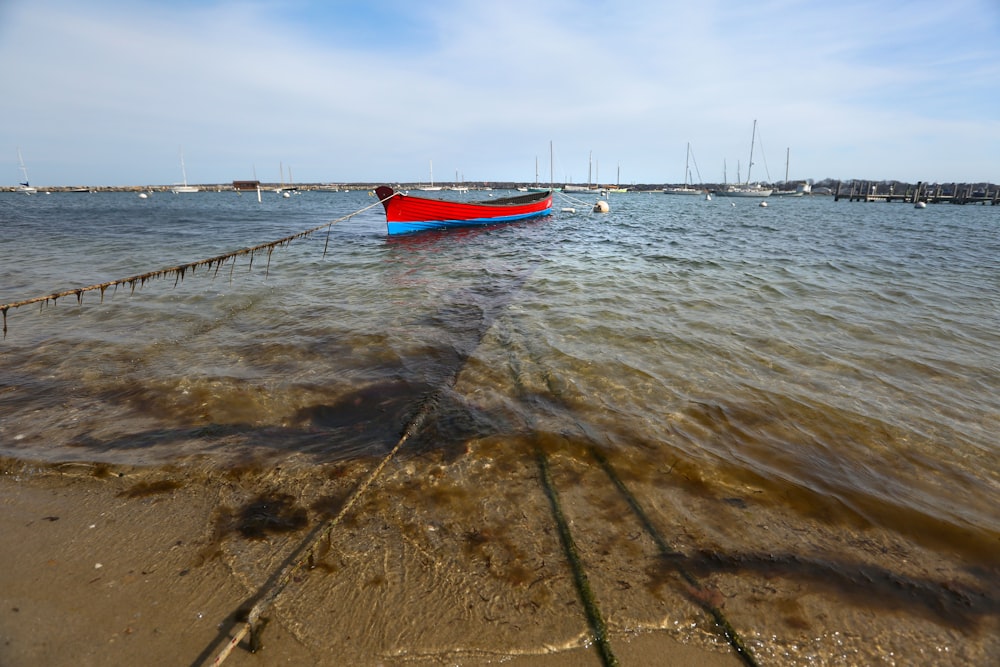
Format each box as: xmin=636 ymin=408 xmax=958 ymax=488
xmin=0 ymin=200 xmax=385 ymax=336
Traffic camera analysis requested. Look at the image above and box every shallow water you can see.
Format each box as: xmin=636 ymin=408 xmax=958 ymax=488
xmin=1 ymin=189 xmax=998 ymax=664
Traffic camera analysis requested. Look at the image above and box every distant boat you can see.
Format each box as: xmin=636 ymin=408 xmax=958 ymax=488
xmin=608 ymin=162 xmax=628 ymax=192
xmin=16 ymin=148 xmax=37 ymax=194
xmin=419 ymin=160 xmax=442 ymax=191
xmin=716 ymin=183 xmax=773 ymax=198
xmin=529 ymin=141 xmax=562 ymax=192
xmin=663 ymin=143 xmax=701 ymax=195
xmin=714 ymin=120 xmax=772 ymax=198
xmin=374 ymin=185 xmax=553 ymax=235
xmin=563 ymin=184 xmax=598 ymax=193
xmin=562 ymin=150 xmax=603 ymax=194
xmin=772 ymin=148 xmax=810 ymax=197
xmin=172 ymin=150 xmax=199 ymax=193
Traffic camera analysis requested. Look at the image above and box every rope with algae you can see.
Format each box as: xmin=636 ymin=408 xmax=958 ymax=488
xmin=0 ymin=199 xmax=384 ymax=336
xmin=588 ymin=446 xmax=761 ymax=667
xmin=499 ymin=318 xmax=761 ymax=667
xmin=497 ymin=324 xmax=619 ymax=665
xmin=206 ymin=247 xmax=535 ymax=665
xmin=208 ymin=393 xmax=439 ymax=666
xmin=536 ymin=448 xmax=620 ymax=667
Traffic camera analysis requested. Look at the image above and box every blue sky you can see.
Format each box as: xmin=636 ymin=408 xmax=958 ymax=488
xmin=2 ymin=0 xmax=999 ymax=186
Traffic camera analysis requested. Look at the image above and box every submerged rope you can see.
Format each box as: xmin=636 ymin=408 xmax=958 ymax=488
xmin=0 ymin=200 xmax=384 ymax=336
xmin=503 ymin=321 xmax=761 ymax=666
xmin=209 ymin=394 xmax=437 ymax=666
xmin=589 ymin=447 xmax=761 ymax=667
xmin=498 ymin=325 xmax=619 ymax=665
xmin=537 ymin=448 xmax=620 ymax=667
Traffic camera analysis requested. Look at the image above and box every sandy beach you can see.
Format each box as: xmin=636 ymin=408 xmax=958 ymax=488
xmin=0 ymin=454 xmax=748 ymax=667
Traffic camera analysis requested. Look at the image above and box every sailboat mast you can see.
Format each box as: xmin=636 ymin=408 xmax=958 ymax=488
xmin=684 ymin=142 xmax=690 ymax=187
xmin=17 ymin=148 xmax=29 ymax=185
xmin=549 ymin=140 xmax=553 ymax=190
xmin=784 ymin=147 xmax=790 ymax=184
xmin=746 ymin=119 xmax=757 ymax=186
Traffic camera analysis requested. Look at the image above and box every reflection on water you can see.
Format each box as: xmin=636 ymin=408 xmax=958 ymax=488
xmin=1 ymin=191 xmax=998 ymax=664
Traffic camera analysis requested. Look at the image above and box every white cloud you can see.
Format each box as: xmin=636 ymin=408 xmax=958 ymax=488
xmin=2 ymin=0 xmax=999 ymax=185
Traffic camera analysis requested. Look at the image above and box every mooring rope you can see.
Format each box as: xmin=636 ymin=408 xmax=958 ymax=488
xmin=536 ymin=448 xmax=620 ymax=667
xmin=556 ymin=191 xmax=607 ymax=208
xmin=208 ymin=393 xmax=438 ymax=667
xmin=206 ymin=247 xmax=534 ymax=665
xmin=0 ymin=199 xmax=385 ymax=336
xmin=588 ymin=446 xmax=761 ymax=667
xmin=502 ymin=321 xmax=761 ymax=666
xmin=497 ymin=325 xmax=619 ymax=666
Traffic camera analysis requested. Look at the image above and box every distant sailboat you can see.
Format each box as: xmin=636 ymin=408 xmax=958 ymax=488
xmin=714 ymin=120 xmax=773 ymax=198
xmin=419 ymin=160 xmax=442 ymax=191
xmin=16 ymin=148 xmax=37 ymax=194
xmin=772 ymin=147 xmax=811 ymax=197
xmin=607 ymin=162 xmax=628 ymax=193
xmin=172 ymin=149 xmax=199 ymax=193
xmin=663 ymin=143 xmax=701 ymax=195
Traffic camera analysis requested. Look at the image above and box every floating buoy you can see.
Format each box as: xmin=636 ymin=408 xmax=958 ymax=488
xmin=731 ymin=202 xmax=736 ymax=207
xmin=561 ymin=207 xmax=576 ymax=213
xmin=138 ymin=192 xmax=148 ymax=199
xmin=759 ymin=201 xmax=768 ymax=207
xmin=283 ymin=191 xmax=291 ymax=198
xmin=593 ymin=200 xmax=609 ymax=213
xmin=705 ymin=193 xmax=712 ymax=201
xmin=915 ymin=201 xmax=927 ymax=208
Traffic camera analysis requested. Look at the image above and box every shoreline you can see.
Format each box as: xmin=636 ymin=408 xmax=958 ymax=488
xmin=0 ymin=458 xmax=745 ymax=667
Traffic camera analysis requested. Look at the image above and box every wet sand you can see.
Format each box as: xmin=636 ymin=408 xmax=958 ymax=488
xmin=0 ymin=456 xmax=747 ymax=667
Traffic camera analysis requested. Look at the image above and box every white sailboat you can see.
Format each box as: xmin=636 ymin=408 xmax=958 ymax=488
xmin=715 ymin=120 xmax=772 ymax=198
xmin=772 ymin=147 xmax=810 ymax=197
xmin=419 ymin=160 xmax=441 ymax=191
xmin=663 ymin=142 xmax=701 ymax=195
xmin=172 ymin=150 xmax=199 ymax=193
xmin=16 ymin=148 xmax=37 ymax=194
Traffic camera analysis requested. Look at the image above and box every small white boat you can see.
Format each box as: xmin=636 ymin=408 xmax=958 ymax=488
xmin=715 ymin=121 xmax=772 ymax=198
xmin=171 ymin=150 xmax=199 ymax=193
xmin=663 ymin=143 xmax=702 ymax=195
xmin=16 ymin=148 xmax=37 ymax=194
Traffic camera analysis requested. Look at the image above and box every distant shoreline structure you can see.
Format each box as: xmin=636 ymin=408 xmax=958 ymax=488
xmin=3 ymin=180 xmax=999 ymax=205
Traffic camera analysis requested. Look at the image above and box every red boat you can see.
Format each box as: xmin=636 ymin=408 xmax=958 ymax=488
xmin=374 ymin=186 xmax=553 ymax=235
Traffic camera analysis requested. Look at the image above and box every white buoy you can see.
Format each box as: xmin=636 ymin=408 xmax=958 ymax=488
xmin=138 ymin=192 xmax=148 ymax=199
xmin=561 ymin=207 xmax=576 ymax=213
xmin=283 ymin=191 xmax=291 ymax=198
xmin=593 ymin=200 xmax=609 ymax=213
xmin=705 ymin=193 xmax=712 ymax=201
xmin=915 ymin=201 xmax=926 ymax=208
xmin=759 ymin=201 xmax=768 ymax=207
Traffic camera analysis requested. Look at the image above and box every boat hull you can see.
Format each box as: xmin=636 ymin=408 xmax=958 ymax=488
xmin=714 ymin=188 xmax=773 ymax=198
xmin=375 ymin=186 xmax=553 ymax=236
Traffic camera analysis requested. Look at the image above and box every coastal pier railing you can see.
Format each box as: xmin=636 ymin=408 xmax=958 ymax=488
xmin=834 ymin=180 xmax=1000 ymax=205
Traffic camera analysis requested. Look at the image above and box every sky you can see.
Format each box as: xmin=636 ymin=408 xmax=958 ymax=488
xmin=2 ymin=0 xmax=999 ymax=187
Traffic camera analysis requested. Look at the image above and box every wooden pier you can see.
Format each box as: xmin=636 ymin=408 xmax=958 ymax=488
xmin=835 ymin=181 xmax=1000 ymax=205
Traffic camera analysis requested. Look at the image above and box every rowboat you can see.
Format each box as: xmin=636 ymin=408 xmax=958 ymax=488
xmin=374 ymin=186 xmax=553 ymax=236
